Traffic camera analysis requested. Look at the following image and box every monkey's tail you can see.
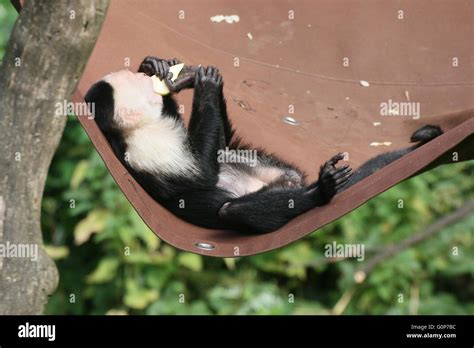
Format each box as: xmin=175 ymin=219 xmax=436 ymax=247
xmin=339 ymin=124 xmax=443 ymax=191
xmin=410 ymin=124 xmax=443 ymax=145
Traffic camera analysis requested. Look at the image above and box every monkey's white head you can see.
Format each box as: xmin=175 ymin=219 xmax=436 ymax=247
xmin=103 ymin=69 xmax=164 ymax=129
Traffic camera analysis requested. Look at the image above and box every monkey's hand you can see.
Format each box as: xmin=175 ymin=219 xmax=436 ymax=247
xmin=318 ymin=153 xmax=352 ymax=201
xmin=138 ymin=56 xmax=180 ymax=78
xmin=138 ymin=56 xmax=195 ymax=93
xmin=194 ymin=66 xmax=223 ymax=98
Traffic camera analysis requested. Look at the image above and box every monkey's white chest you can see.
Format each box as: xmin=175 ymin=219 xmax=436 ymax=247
xmin=125 ymin=119 xmax=198 ymax=177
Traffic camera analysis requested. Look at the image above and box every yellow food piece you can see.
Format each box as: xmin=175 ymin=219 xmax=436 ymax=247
xmin=151 ymin=63 xmax=185 ymax=95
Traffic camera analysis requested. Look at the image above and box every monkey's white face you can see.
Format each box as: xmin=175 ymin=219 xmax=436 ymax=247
xmin=104 ymin=70 xmax=163 ymax=129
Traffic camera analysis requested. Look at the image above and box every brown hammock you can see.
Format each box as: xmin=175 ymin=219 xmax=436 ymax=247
xmin=16 ymin=0 xmax=474 ymax=256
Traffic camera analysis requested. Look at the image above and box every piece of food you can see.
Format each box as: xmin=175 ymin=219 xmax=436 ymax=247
xmin=369 ymin=141 xmax=392 ymax=147
xmin=151 ymin=63 xmax=185 ymax=95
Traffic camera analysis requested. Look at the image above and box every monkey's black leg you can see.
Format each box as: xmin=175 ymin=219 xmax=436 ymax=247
xmin=163 ymin=188 xmax=231 ymax=230
xmin=218 ymin=187 xmax=315 ymax=233
xmin=218 ymin=154 xmax=352 ymax=233
xmin=187 ymin=66 xmax=233 ymax=177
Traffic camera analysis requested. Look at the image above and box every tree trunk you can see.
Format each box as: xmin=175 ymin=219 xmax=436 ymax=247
xmin=0 ymin=0 xmax=109 ymax=314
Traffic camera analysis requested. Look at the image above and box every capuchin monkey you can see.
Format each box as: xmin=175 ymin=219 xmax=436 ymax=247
xmin=84 ymin=56 xmax=443 ymax=234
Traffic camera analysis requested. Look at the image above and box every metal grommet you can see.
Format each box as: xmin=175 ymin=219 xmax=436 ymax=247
xmin=195 ymin=242 xmax=215 ymax=251
xmin=283 ymin=116 xmax=299 ymax=126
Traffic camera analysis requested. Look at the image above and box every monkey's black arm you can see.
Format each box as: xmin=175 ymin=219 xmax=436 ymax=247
xmin=187 ymin=66 xmax=228 ymax=178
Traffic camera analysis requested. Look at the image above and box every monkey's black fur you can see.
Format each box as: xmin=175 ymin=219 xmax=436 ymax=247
xmin=85 ymin=57 xmax=443 ymax=234
xmin=341 ymin=124 xmax=443 ymax=189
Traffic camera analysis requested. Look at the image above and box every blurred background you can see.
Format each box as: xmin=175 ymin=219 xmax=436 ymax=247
xmin=1 ymin=0 xmax=473 ymax=315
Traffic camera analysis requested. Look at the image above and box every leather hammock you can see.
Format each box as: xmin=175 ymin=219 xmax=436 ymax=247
xmin=14 ymin=0 xmax=474 ymax=256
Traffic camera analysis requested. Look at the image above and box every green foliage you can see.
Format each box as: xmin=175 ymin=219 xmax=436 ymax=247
xmin=0 ymin=0 xmax=17 ymax=60
xmin=1 ymin=0 xmax=473 ymax=315
xmin=38 ymin=118 xmax=473 ymax=315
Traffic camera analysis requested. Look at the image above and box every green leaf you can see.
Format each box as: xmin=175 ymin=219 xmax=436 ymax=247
xmin=124 ymin=279 xmax=159 ymax=310
xmin=70 ymin=160 xmax=90 ymax=189
xmin=86 ymin=258 xmax=119 ymax=284
xmin=44 ymin=245 xmax=69 ymax=260
xmin=178 ymin=253 xmax=203 ymax=272
xmin=74 ymin=209 xmax=109 ymax=245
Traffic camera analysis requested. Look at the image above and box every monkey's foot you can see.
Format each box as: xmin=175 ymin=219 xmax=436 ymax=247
xmin=319 ymin=153 xmax=352 ymax=199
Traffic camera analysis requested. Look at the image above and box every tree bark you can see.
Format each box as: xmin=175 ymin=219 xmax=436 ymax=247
xmin=0 ymin=0 xmax=109 ymax=314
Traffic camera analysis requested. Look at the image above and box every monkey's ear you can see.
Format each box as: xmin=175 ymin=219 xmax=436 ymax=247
xmin=115 ymin=106 xmax=144 ymax=129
